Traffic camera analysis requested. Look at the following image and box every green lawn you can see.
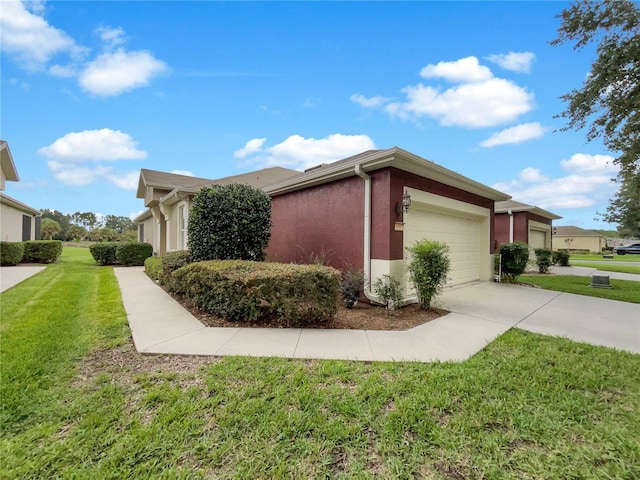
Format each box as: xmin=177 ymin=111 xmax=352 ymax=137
xmin=570 ymin=253 xmax=640 ymax=262
xmin=520 ymin=275 xmax=640 ymax=303
xmin=2 ymin=248 xmax=640 ymax=479
xmin=567 ymin=263 xmax=640 ymax=274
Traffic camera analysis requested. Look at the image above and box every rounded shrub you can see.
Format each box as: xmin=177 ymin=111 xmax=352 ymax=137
xmin=406 ymin=239 xmax=451 ymax=310
xmin=159 ymin=250 xmax=192 ymax=291
xmin=187 ymin=183 xmax=272 ymax=262
xmin=144 ymin=256 xmax=162 ymax=281
xmin=22 ymin=240 xmax=63 ymax=264
xmin=0 ymin=242 xmax=25 ymax=266
xmin=116 ymin=242 xmax=153 ymax=266
xmin=552 ymin=250 xmax=570 ymax=266
xmin=372 ymin=274 xmax=403 ymax=313
xmin=89 ymin=242 xmax=119 ymax=265
xmin=499 ymin=242 xmax=529 ymax=283
xmin=534 ymin=248 xmax=553 ymax=273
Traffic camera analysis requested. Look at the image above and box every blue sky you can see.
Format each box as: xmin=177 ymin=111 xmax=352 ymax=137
xmin=1 ymin=1 xmax=620 ymax=229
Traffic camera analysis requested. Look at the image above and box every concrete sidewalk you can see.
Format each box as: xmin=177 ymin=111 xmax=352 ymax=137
xmin=0 ymin=266 xmax=46 ymax=293
xmin=114 ymin=267 xmax=640 ymax=362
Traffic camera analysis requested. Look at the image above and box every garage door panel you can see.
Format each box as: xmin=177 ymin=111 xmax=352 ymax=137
xmin=405 ymin=209 xmax=481 ymax=285
xmin=529 ymin=230 xmax=546 ymax=250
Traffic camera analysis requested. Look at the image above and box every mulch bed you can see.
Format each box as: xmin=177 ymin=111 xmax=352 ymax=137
xmin=177 ymin=296 xmax=447 ymax=331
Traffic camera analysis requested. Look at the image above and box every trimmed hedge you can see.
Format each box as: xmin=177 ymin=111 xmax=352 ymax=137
xmin=552 ymin=250 xmax=570 ymax=266
xmin=89 ymin=242 xmax=119 ymax=265
xmin=172 ymin=260 xmax=340 ymax=326
xmin=22 ymin=240 xmax=63 ymax=264
xmin=144 ymin=256 xmax=162 ymax=281
xmin=116 ymin=242 xmax=153 ymax=266
xmin=144 ymin=250 xmax=192 ymax=290
xmin=0 ymin=242 xmax=25 ymax=266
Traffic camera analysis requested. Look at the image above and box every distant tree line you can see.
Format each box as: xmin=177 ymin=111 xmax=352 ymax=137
xmin=39 ymin=210 xmax=137 ymax=242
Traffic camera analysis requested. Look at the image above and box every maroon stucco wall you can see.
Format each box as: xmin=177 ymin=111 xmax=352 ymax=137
xmin=267 ymin=176 xmax=365 ymax=269
xmin=388 ymin=167 xmax=498 ymax=255
xmin=494 ymin=211 xmax=553 ymax=246
xmin=267 ymin=166 xmax=501 ymax=268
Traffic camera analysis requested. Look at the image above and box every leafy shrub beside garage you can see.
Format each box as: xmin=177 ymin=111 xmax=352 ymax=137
xmin=116 ymin=242 xmax=153 ymax=266
xmin=0 ymin=242 xmax=25 ymax=266
xmin=90 ymin=242 xmax=119 ymax=265
xmin=499 ymin=242 xmax=529 ymax=283
xmin=534 ymin=248 xmax=553 ymax=273
xmin=187 ymin=183 xmax=272 ymax=262
xmin=22 ymin=240 xmax=63 ymax=264
xmin=172 ymin=260 xmax=340 ymax=326
xmin=406 ymin=239 xmax=451 ymax=310
xmin=552 ymin=250 xmax=570 ymax=266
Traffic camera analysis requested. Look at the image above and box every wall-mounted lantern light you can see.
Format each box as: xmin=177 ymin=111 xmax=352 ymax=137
xmin=553 ymin=227 xmax=557 ymax=235
xmin=402 ymin=191 xmax=411 ymax=214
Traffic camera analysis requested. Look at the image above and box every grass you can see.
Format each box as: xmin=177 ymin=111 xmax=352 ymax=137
xmin=521 ymin=275 xmax=640 ymax=303
xmin=2 ymin=247 xmax=640 ymax=479
xmin=570 ymin=253 xmax=640 ymax=262
xmin=567 ymin=263 xmax=640 ymax=274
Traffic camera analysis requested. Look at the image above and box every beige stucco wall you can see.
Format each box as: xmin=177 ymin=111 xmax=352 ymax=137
xmin=1 ymin=202 xmax=35 ymax=241
xmin=552 ymin=235 xmax=605 ymax=253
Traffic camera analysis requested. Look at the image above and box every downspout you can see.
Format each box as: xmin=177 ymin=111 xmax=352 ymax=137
xmin=508 ymin=209 xmax=514 ymax=243
xmin=354 ymin=164 xmax=379 ymax=303
xmin=355 ymin=165 xmax=417 ymax=306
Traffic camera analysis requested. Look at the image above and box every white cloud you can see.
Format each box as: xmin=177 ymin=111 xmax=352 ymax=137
xmin=105 ymin=170 xmax=139 ymax=190
xmin=386 ymin=78 xmax=534 ymax=128
xmin=78 ymin=49 xmax=168 ymax=97
xmin=95 ymin=25 xmax=126 ymax=49
xmin=239 ymin=134 xmax=376 ymax=170
xmin=420 ymin=56 xmax=493 ymax=83
xmin=560 ymin=153 xmax=617 ymax=174
xmin=487 ymin=52 xmax=536 ymax=73
xmin=39 ymin=129 xmax=147 ymax=162
xmin=171 ymin=170 xmax=194 ymax=176
xmin=0 ymin=0 xmax=85 ymax=70
xmin=48 ymin=64 xmax=77 ymax=78
xmin=353 ymin=56 xmax=535 ymax=128
xmin=233 ymin=138 xmax=266 ymax=159
xmin=47 ymin=160 xmax=110 ymax=186
xmin=519 ymin=167 xmax=548 ymax=183
xmin=480 ymin=122 xmax=545 ymax=148
xmin=350 ymin=94 xmax=390 ymax=108
xmin=492 ymin=153 xmax=618 ymax=211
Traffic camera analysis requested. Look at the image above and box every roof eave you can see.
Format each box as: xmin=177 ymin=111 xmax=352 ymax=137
xmin=0 ymin=141 xmax=19 ymax=182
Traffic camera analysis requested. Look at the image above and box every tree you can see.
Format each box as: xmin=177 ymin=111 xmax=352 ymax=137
xmin=72 ymin=211 xmax=99 ymax=230
xmin=187 ymin=183 xmax=272 ymax=262
xmin=67 ymin=225 xmax=87 ymax=241
xmin=104 ymin=215 xmax=134 ymax=234
xmin=551 ymin=0 xmax=640 ymax=237
xmin=40 ymin=209 xmax=71 ymax=240
xmin=40 ymin=218 xmax=62 ymax=240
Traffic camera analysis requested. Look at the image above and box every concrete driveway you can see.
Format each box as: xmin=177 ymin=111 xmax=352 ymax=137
xmin=437 ymin=281 xmax=640 ymax=354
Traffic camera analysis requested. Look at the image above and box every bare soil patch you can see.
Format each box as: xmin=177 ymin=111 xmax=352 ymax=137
xmin=180 ymin=299 xmax=447 ymax=331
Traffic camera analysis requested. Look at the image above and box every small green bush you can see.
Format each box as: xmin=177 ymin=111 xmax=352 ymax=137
xmin=372 ymin=274 xmax=403 ymax=314
xmin=160 ymin=250 xmax=192 ymax=291
xmin=406 ymin=240 xmax=450 ymax=310
xmin=89 ymin=242 xmax=119 ymax=265
xmin=500 ymin=242 xmax=529 ymax=283
xmin=552 ymin=250 xmax=570 ymax=266
xmin=144 ymin=256 xmax=162 ymax=281
xmin=534 ymin=248 xmax=553 ymax=273
xmin=172 ymin=260 xmax=340 ymax=326
xmin=22 ymin=240 xmax=63 ymax=264
xmin=340 ymin=265 xmax=364 ymax=308
xmin=116 ymin=242 xmax=153 ymax=266
xmin=0 ymin=242 xmax=25 ymax=266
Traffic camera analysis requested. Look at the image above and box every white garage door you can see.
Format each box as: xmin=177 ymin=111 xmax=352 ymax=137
xmin=529 ymin=229 xmax=546 ymax=250
xmin=405 ymin=206 xmax=481 ymax=285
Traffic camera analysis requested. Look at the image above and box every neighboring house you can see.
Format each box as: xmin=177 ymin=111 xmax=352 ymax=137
xmin=494 ymin=200 xmax=561 ymax=251
xmin=135 ymin=147 xmax=511 ymax=302
xmin=552 ymin=225 xmax=607 ymax=253
xmin=0 ymin=141 xmax=40 ymax=242
xmin=135 ymin=167 xmax=299 ymax=254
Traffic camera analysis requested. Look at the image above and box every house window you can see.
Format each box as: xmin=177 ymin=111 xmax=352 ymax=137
xmin=178 ymin=204 xmax=188 ymax=250
xmin=22 ymin=215 xmax=32 ymax=241
xmin=138 ymin=224 xmax=144 ymax=242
